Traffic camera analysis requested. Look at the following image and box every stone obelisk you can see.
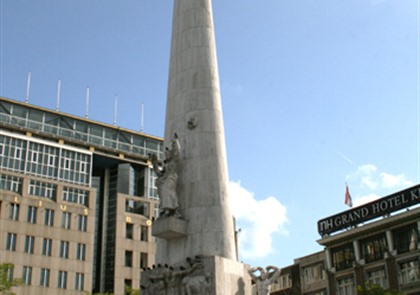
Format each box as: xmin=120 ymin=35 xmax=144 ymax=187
xmin=148 ymin=1 xmax=251 ymax=293
xmin=157 ymin=0 xmax=236 ymax=264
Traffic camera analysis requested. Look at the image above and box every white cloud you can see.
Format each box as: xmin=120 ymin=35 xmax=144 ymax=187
xmin=353 ymin=193 xmax=380 ymax=207
xmin=346 ymin=164 xmax=414 ymax=206
xmin=228 ymin=181 xmax=288 ymax=260
xmin=380 ymin=173 xmax=413 ymax=188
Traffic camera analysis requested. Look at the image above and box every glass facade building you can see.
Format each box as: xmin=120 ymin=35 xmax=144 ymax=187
xmin=0 ymin=96 xmax=162 ymax=295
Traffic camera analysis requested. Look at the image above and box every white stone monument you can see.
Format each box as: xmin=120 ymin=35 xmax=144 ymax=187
xmin=145 ymin=0 xmax=253 ymax=294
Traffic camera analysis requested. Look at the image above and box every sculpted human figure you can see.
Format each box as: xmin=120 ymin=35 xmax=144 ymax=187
xmin=142 ymin=261 xmax=202 ymax=295
xmin=150 ymin=133 xmax=181 ymax=217
xmin=182 ymin=257 xmax=211 ymax=295
xmin=248 ymin=265 xmax=281 ymax=295
xmin=167 ymin=263 xmax=201 ymax=295
xmin=142 ymin=265 xmax=169 ymax=295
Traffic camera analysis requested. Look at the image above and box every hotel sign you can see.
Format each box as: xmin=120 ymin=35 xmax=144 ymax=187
xmin=318 ymin=184 xmax=420 ymax=236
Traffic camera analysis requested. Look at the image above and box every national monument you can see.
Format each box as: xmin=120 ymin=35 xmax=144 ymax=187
xmin=142 ymin=0 xmax=253 ymax=294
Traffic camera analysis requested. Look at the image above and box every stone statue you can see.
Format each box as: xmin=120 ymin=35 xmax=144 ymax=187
xmin=141 ymin=265 xmax=168 ymax=295
xmin=150 ymin=133 xmax=181 ymax=217
xmin=141 ymin=257 xmax=208 ymax=295
xmin=182 ymin=257 xmax=211 ymax=295
xmin=248 ymin=265 xmax=281 ymax=295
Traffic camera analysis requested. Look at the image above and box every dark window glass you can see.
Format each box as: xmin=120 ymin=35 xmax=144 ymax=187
xmin=331 ymin=244 xmax=355 ymax=271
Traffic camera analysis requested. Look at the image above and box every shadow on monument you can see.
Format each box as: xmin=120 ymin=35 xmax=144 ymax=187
xmin=235 ymin=277 xmax=245 ymax=295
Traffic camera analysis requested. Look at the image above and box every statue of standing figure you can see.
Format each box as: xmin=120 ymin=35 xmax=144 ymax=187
xmin=150 ymin=133 xmax=181 ymax=218
xmin=248 ymin=265 xmax=281 ymax=295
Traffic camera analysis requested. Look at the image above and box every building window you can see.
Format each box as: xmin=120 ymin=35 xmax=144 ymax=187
xmin=75 ymin=272 xmax=84 ymax=291
xmin=80 ymin=162 xmax=87 ymax=173
xmin=47 ymin=155 xmax=55 ymax=167
xmin=125 ymin=199 xmax=149 ymax=217
xmin=367 ymin=268 xmax=388 ymax=288
xmin=57 ymin=271 xmax=67 ymax=289
xmin=76 ymin=243 xmax=86 ymax=261
xmin=125 ymin=251 xmax=133 ymax=267
xmin=44 ymin=209 xmax=54 ymax=226
xmin=30 ymin=151 xmax=38 ymax=163
xmin=360 ymin=234 xmax=387 ymax=263
xmin=4 ymin=264 xmax=14 ymax=282
xmin=39 ymin=268 xmax=50 ymax=287
xmin=271 ymin=273 xmax=292 ymax=291
xmin=124 ymin=279 xmax=132 ymax=295
xmin=6 ymin=233 xmax=17 ymax=251
xmin=62 ymin=187 xmax=89 ymax=206
xmin=0 ymin=174 xmax=22 ymax=193
xmin=9 ymin=203 xmax=19 ymax=221
xmin=24 ymin=236 xmax=35 ymax=254
xmin=302 ymin=263 xmax=325 ymax=284
xmin=140 ymin=252 xmax=148 ymax=269
xmin=59 ymin=241 xmax=69 ymax=259
xmin=59 ymin=150 xmax=91 ymax=185
xmin=78 ymin=215 xmax=87 ymax=232
xmin=22 ymin=266 xmax=32 ymax=285
xmin=14 ymin=147 xmax=22 ymax=159
xmin=140 ymin=225 xmax=148 ymax=241
xmin=336 ymin=276 xmax=355 ymax=295
xmin=28 ymin=180 xmax=57 ymax=200
xmin=331 ymin=244 xmax=355 ymax=271
xmin=393 ymin=223 xmax=418 ymax=254
xmin=63 ymin=157 xmax=71 ymax=170
xmin=126 ymin=223 xmax=133 ymax=239
xmin=42 ymin=238 xmax=52 ymax=256
xmin=27 ymin=206 xmax=37 ymax=224
xmin=148 ymin=168 xmax=158 ymax=199
xmin=62 ymin=212 xmax=71 ymax=229
xmin=399 ymin=258 xmax=420 ymax=285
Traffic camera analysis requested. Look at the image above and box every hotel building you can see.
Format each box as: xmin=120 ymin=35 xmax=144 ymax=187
xmin=271 ymin=185 xmax=420 ymax=295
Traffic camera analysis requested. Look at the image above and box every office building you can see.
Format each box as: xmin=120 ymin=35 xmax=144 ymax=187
xmin=0 ymin=96 xmax=162 ymax=294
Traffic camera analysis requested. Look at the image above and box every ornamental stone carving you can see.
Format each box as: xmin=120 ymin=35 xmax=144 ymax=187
xmin=140 ymin=256 xmax=212 ymax=295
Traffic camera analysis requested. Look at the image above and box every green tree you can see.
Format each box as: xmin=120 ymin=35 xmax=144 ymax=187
xmin=0 ymin=263 xmax=22 ymax=295
xmin=357 ymin=283 xmax=405 ymax=295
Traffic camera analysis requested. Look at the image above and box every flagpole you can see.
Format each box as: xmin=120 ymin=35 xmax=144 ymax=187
xmin=25 ymin=71 xmax=31 ymax=103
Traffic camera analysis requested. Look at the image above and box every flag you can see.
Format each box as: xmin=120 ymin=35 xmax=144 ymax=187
xmin=345 ymin=184 xmax=353 ymax=207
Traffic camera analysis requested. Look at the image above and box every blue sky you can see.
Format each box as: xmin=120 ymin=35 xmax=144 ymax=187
xmin=1 ymin=0 xmax=419 ymax=268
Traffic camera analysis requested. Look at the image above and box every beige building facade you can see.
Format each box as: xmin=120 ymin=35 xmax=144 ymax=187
xmin=0 ymin=96 xmax=162 ymax=294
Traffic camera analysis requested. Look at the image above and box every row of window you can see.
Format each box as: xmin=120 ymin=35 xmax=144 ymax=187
xmin=0 ymin=134 xmax=91 ymax=186
xmin=0 ymin=173 xmax=90 ymax=205
xmin=7 ymin=203 xmax=88 ymax=231
xmin=300 ymin=258 xmax=420 ymax=295
xmin=331 ymin=223 xmax=419 ymax=271
xmin=5 ymin=233 xmax=87 ymax=260
xmin=335 ymin=258 xmax=420 ymax=295
xmin=0 ymin=101 xmax=163 ymax=159
xmin=125 ymin=222 xmax=149 ymax=242
xmin=13 ymin=266 xmax=85 ymax=291
xmin=124 ymin=250 xmax=148 ymax=269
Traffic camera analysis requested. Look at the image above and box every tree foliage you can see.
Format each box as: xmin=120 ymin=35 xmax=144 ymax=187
xmin=0 ymin=264 xmax=22 ymax=295
xmin=357 ymin=283 xmax=405 ymax=295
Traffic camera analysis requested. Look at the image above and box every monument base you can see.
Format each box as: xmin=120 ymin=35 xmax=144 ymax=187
xmin=207 ymin=256 xmax=252 ymax=295
xmin=152 ymin=216 xmax=187 ymax=240
xmin=140 ymin=255 xmax=252 ymax=295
